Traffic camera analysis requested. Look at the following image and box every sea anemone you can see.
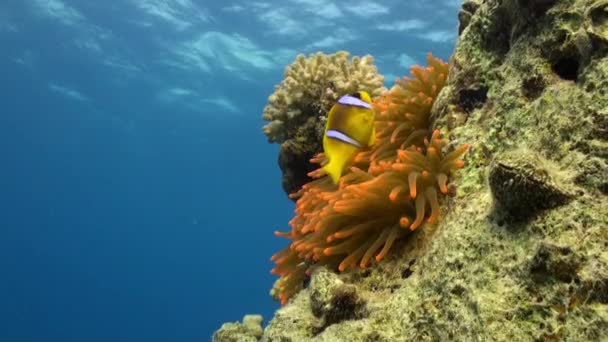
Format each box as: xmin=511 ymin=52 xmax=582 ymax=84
xmin=270 ymin=54 xmax=468 ymax=305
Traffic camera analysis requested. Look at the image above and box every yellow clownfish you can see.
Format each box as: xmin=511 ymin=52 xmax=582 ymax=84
xmin=322 ymin=91 xmax=376 ymax=184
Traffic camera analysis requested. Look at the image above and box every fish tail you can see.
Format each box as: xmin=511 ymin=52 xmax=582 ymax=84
xmin=323 ymin=158 xmax=344 ymax=184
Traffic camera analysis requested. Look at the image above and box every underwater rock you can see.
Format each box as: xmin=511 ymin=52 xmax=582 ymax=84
xmin=521 ymin=75 xmax=547 ymax=99
xmin=212 ymin=314 xmax=263 ymax=342
xmin=518 ymin=0 xmax=558 ymax=18
xmin=529 ymin=241 xmax=583 ymax=283
xmin=457 ymin=85 xmax=488 ymax=114
xmin=489 ymin=150 xmax=573 ymax=222
xmin=458 ymin=0 xmax=480 ymax=35
xmin=309 ymin=268 xmax=344 ymax=318
xmin=309 ymin=269 xmax=368 ymax=334
xmin=574 ymin=156 xmax=608 ymax=195
xmin=277 ymin=120 xmax=324 ymax=195
xmin=216 ymin=0 xmax=608 ymax=340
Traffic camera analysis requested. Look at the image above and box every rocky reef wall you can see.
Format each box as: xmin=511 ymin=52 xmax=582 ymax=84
xmin=215 ymin=0 xmax=608 ymax=340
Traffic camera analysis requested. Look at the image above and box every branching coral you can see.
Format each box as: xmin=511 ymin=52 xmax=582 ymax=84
xmin=270 ymin=54 xmax=468 ymax=305
xmin=262 ymin=51 xmax=386 ymax=196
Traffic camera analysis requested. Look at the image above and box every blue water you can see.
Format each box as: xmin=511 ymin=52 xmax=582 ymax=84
xmin=0 ymin=1 xmax=458 ymax=340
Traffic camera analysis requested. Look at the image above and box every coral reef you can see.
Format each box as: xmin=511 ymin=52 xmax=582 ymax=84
xmin=269 ymin=54 xmax=465 ymax=305
xmin=262 ymin=51 xmax=386 ymax=196
xmin=308 ymin=268 xmax=368 ymax=334
xmin=212 ymin=314 xmax=263 ymax=342
xmin=215 ymin=0 xmax=608 ymax=340
xmin=489 ymin=148 xmax=575 ymax=222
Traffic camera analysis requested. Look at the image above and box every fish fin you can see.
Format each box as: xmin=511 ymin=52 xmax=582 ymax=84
xmin=367 ymin=125 xmax=376 ymax=146
xmin=322 ymin=140 xmax=359 ymax=184
xmin=322 ymin=138 xmax=345 ymax=183
xmin=323 ymin=158 xmax=343 ymax=184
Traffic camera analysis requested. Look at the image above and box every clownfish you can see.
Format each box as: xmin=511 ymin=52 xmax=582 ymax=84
xmin=322 ymin=91 xmax=376 ymax=184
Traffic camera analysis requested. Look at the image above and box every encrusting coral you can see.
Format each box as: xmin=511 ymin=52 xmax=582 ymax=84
xmin=270 ymin=54 xmax=469 ymax=305
xmin=262 ymin=51 xmax=386 ymax=196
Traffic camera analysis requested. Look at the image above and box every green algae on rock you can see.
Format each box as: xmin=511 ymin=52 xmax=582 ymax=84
xmin=214 ymin=0 xmax=608 ymax=340
xmin=212 ymin=314 xmax=263 ymax=342
xmin=489 ymin=149 xmax=574 ymax=222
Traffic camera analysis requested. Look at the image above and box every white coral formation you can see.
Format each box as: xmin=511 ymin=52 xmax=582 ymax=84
xmin=262 ymin=51 xmax=386 ymax=143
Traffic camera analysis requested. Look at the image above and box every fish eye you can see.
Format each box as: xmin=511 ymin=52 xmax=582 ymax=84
xmin=349 ymin=92 xmax=361 ymax=99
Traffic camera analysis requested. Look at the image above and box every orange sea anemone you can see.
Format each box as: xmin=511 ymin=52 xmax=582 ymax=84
xmin=270 ymin=54 xmax=468 ymax=305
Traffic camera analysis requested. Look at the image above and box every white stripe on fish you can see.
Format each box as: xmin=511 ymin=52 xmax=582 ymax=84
xmin=337 ymin=95 xmax=373 ymax=109
xmin=326 ymin=129 xmax=363 ymax=148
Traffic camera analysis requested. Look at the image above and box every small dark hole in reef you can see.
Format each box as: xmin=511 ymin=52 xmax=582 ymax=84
xmin=451 ymin=284 xmax=466 ymax=296
xmin=401 ymin=259 xmax=416 ymax=279
xmin=522 ymin=76 xmax=545 ymax=99
xmin=458 ymin=86 xmax=488 ymax=113
xmin=458 ymin=1 xmax=479 ymax=36
xmin=303 ymin=274 xmax=311 ymax=288
xmin=401 ymin=268 xmax=413 ymax=279
xmin=552 ymin=56 xmax=579 ymax=81
xmin=389 ymin=284 xmax=400 ymax=293
xmin=518 ymin=0 xmax=557 ymax=17
xmin=462 ymin=0 xmax=479 ymax=13
xmin=481 ymin=6 xmax=511 ymax=56
xmin=590 ymin=111 xmax=608 ymax=141
xmin=600 ymin=183 xmax=608 ymax=195
xmin=559 ymin=246 xmax=571 ymax=256
xmin=365 ymin=332 xmax=383 ymax=342
xmin=590 ymin=4 xmax=608 ymax=26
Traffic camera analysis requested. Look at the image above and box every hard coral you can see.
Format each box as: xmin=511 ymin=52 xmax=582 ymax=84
xmin=262 ymin=51 xmax=386 ymax=143
xmin=262 ymin=51 xmax=386 ymax=196
xmin=270 ymin=54 xmax=469 ymax=305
